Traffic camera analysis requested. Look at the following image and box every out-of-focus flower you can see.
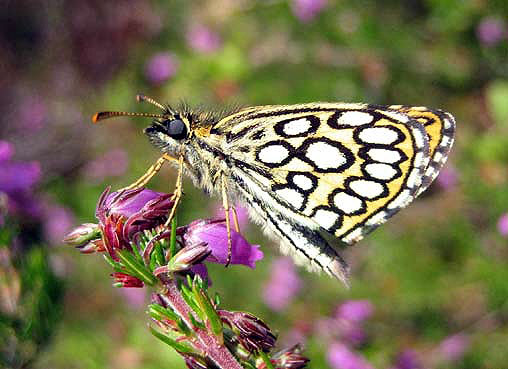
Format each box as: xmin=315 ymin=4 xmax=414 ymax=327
xmin=183 ymin=219 xmax=263 ymax=268
xmin=112 ymin=272 xmax=144 ymax=288
xmin=477 ymin=17 xmax=506 ymax=46
xmin=83 ymin=149 xmax=129 ymax=183
xmin=0 ymin=142 xmax=41 ymax=217
xmin=17 ymin=94 xmax=47 ymax=132
xmin=119 ymin=288 xmax=146 ymax=309
xmin=336 ymin=300 xmax=373 ymax=323
xmin=390 ymin=350 xmax=422 ymax=369
xmin=43 ymin=203 xmax=75 ymax=245
xmin=292 ymin=0 xmax=327 ymax=23
xmin=496 ymin=213 xmax=508 ymax=237
xmin=437 ymin=334 xmax=469 ymax=362
xmin=436 ymin=165 xmax=458 ymax=190
xmin=187 ymin=25 xmax=222 ymax=53
xmin=95 ymin=187 xmax=173 ymax=259
xmin=0 ymin=141 xmax=14 ymax=161
xmin=214 ymin=203 xmax=249 ymax=230
xmin=263 ymin=257 xmax=302 ymax=311
xmin=327 ymin=342 xmax=374 ymax=369
xmin=145 ymin=52 xmax=178 ymax=85
xmin=219 ymin=310 xmax=276 ymax=353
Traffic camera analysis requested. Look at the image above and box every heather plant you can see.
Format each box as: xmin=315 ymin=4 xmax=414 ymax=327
xmin=64 ymin=187 xmax=309 ymax=369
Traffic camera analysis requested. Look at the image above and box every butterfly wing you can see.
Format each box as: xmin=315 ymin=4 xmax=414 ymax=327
xmin=211 ymin=103 xmax=455 ymax=281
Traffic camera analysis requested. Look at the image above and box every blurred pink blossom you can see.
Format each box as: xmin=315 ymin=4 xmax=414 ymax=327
xmin=0 ymin=141 xmax=14 ymax=162
xmin=18 ymin=95 xmax=47 ymax=132
xmin=389 ymin=349 xmax=422 ymax=369
xmin=119 ymin=288 xmax=146 ymax=309
xmin=292 ymin=0 xmax=327 ymax=23
xmin=187 ymin=25 xmax=222 ymax=53
xmin=83 ymin=149 xmax=129 ymax=183
xmin=336 ymin=300 xmax=373 ymax=323
xmin=477 ymin=17 xmax=506 ymax=46
xmin=327 ymin=342 xmax=374 ymax=369
xmin=42 ymin=203 xmax=75 ymax=245
xmin=438 ymin=334 xmax=469 ymax=362
xmin=263 ymin=257 xmax=302 ymax=311
xmin=436 ymin=165 xmax=458 ymax=190
xmin=144 ymin=52 xmax=178 ymax=85
xmin=497 ymin=213 xmax=508 ymax=237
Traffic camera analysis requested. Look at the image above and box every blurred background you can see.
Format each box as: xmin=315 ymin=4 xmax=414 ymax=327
xmin=1 ymin=0 xmax=508 ymax=368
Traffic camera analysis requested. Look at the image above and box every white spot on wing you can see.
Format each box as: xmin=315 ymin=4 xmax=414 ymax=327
xmin=387 ymin=189 xmax=411 ymax=209
xmin=305 ymin=141 xmax=346 ymax=170
xmin=333 ymin=192 xmax=364 ymax=214
xmin=293 ymin=174 xmax=313 ymax=191
xmin=282 ymin=118 xmax=312 ymax=136
xmin=365 ymin=163 xmax=398 ymax=181
xmin=337 ymin=111 xmax=374 ymax=126
xmin=358 ymin=127 xmax=399 ymax=145
xmin=349 ymin=179 xmax=385 ymax=199
xmin=275 ymin=188 xmax=305 ymax=209
xmin=313 ymin=209 xmax=340 ymax=230
xmin=258 ymin=144 xmax=289 ymax=164
xmin=367 ymin=148 xmax=401 ymax=163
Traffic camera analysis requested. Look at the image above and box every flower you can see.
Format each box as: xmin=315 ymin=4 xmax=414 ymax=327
xmin=145 ymin=52 xmax=178 ymax=85
xmin=390 ymin=350 xmax=422 ymax=369
xmin=95 ymin=187 xmax=174 ymax=259
xmin=0 ymin=141 xmax=13 ymax=162
xmin=42 ymin=203 xmax=75 ymax=245
xmin=83 ymin=149 xmax=129 ymax=183
xmin=214 ymin=203 xmax=249 ymax=230
xmin=327 ymin=342 xmax=374 ymax=369
xmin=477 ymin=17 xmax=506 ymax=46
xmin=497 ymin=213 xmax=508 ymax=237
xmin=187 ymin=25 xmax=222 ymax=54
xmin=437 ymin=334 xmax=469 ymax=362
xmin=63 ymin=223 xmax=100 ymax=247
xmin=436 ymin=165 xmax=458 ymax=190
xmin=263 ymin=257 xmax=302 ymax=311
xmin=183 ymin=219 xmax=263 ymax=268
xmin=219 ymin=310 xmax=276 ymax=353
xmin=336 ymin=300 xmax=373 ymax=323
xmin=292 ymin=0 xmax=327 ymax=23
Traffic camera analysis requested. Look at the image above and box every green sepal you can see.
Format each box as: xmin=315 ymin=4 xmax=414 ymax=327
xmin=192 ymin=278 xmax=223 ymax=340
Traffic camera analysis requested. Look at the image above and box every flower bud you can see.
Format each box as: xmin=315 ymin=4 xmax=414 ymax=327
xmin=77 ymin=239 xmax=106 ymax=254
xmin=182 ymin=355 xmax=208 ymax=369
xmin=63 ymin=223 xmax=100 ymax=247
xmin=270 ymin=345 xmax=310 ymax=369
xmin=168 ymin=242 xmax=211 ymax=272
xmin=111 ymin=272 xmax=144 ymax=288
xmin=219 ymin=310 xmax=276 ymax=353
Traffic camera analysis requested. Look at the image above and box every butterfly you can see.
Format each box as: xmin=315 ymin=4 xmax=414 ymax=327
xmin=93 ymin=95 xmax=455 ymax=285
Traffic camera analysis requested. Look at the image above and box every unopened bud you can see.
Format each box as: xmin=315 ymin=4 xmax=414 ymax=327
xmin=63 ymin=223 xmax=100 ymax=247
xmin=168 ymin=243 xmax=211 ymax=272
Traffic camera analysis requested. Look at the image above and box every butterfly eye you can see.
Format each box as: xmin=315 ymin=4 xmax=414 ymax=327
xmin=165 ymin=119 xmax=188 ymax=140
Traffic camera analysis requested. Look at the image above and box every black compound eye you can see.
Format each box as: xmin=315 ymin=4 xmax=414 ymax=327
xmin=165 ymin=119 xmax=187 ymax=140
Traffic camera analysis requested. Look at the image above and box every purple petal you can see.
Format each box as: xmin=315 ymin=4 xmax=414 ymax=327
xmin=214 ymin=203 xmax=250 ymax=230
xmin=186 ymin=25 xmax=222 ymax=53
xmin=190 ymin=263 xmax=209 ymax=282
xmin=263 ymin=257 xmax=302 ymax=311
xmin=103 ymin=188 xmax=167 ymax=219
xmin=477 ymin=17 xmax=506 ymax=46
xmin=438 ymin=334 xmax=469 ymax=362
xmin=391 ymin=350 xmax=422 ymax=369
xmin=292 ymin=0 xmax=327 ymax=23
xmin=184 ymin=220 xmax=263 ymax=268
xmin=327 ymin=342 xmax=374 ymax=369
xmin=83 ymin=149 xmax=129 ymax=183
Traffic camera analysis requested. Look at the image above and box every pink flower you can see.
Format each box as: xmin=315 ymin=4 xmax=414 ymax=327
xmin=438 ymin=334 xmax=469 ymax=362
xmin=292 ymin=0 xmax=327 ymax=23
xmin=214 ymin=204 xmax=249 ymax=230
xmin=436 ymin=165 xmax=458 ymax=190
xmin=144 ymin=52 xmax=178 ymax=85
xmin=497 ymin=213 xmax=508 ymax=237
xmin=336 ymin=300 xmax=373 ymax=323
xmin=327 ymin=342 xmax=374 ymax=369
xmin=187 ymin=25 xmax=222 ymax=53
xmin=83 ymin=149 xmax=129 ymax=183
xmin=263 ymin=257 xmax=302 ymax=311
xmin=477 ymin=17 xmax=506 ymax=46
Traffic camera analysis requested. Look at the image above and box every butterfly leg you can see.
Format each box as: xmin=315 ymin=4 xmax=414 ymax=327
xmin=164 ymin=154 xmax=185 ymax=227
xmin=122 ymin=153 xmax=178 ymax=190
xmin=221 ymin=177 xmax=234 ymax=267
xmin=231 ymin=206 xmax=241 ymax=233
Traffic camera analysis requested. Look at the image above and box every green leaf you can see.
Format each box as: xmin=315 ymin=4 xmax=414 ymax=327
xmin=116 ymin=249 xmax=157 ymax=286
xmin=149 ymin=327 xmax=196 ymax=354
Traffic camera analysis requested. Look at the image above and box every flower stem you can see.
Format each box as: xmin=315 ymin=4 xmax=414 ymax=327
xmin=160 ymin=277 xmax=243 ymax=369
xmin=259 ymin=350 xmax=275 ymax=369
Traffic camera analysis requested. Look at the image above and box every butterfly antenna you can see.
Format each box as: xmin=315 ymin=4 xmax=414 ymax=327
xmin=92 ymin=111 xmax=166 ymax=124
xmin=136 ymin=93 xmax=167 ymax=111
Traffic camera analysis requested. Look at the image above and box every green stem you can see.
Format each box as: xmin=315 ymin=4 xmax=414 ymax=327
xmin=169 ymin=215 xmax=177 ymax=259
xmin=259 ymin=351 xmax=275 ymax=369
